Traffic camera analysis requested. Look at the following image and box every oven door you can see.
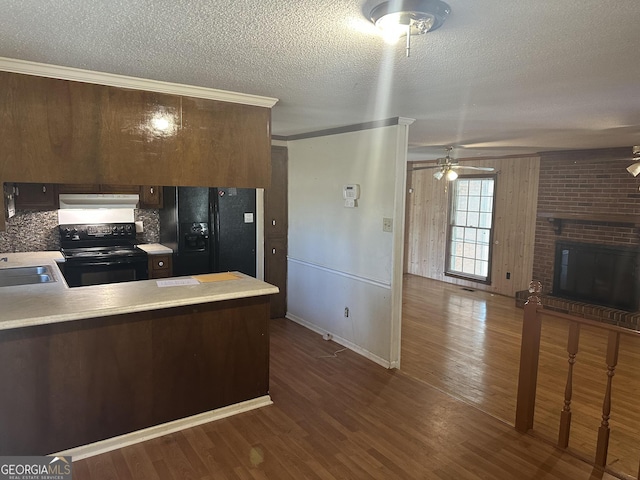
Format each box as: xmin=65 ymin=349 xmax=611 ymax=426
xmin=62 ymin=257 xmax=148 ymax=288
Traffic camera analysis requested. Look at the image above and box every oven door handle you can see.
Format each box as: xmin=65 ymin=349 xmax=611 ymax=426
xmin=71 ymin=260 xmax=144 ymax=267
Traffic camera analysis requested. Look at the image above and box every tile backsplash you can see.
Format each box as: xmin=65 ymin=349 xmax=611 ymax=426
xmin=0 ymin=209 xmax=160 ymax=253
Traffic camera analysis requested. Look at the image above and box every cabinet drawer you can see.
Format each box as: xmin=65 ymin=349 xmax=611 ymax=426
xmin=150 ymin=254 xmax=171 ymax=271
xmin=148 ymin=254 xmax=172 ymax=279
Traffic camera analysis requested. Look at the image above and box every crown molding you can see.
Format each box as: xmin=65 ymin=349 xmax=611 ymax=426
xmin=398 ymin=117 xmax=416 ymax=126
xmin=281 ymin=117 xmax=408 ymax=141
xmin=0 ymin=56 xmax=278 ymax=108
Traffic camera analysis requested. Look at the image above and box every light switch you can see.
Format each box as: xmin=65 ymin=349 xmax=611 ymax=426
xmin=244 ymin=213 xmax=254 ymax=223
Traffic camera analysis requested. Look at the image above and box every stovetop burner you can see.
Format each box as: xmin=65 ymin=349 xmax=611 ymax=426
xmin=61 ymin=245 xmax=145 ymax=261
xmin=59 ymin=223 xmax=145 ymax=262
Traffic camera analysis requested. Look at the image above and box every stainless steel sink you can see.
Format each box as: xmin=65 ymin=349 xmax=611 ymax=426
xmin=0 ymin=265 xmax=56 ymax=287
xmin=0 ymin=266 xmax=50 ymax=276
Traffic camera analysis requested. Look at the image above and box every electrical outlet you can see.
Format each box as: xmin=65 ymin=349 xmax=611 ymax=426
xmin=344 ymin=307 xmax=349 ymax=317
xmin=506 ymin=272 xmax=511 ymax=279
xmin=383 ymin=217 xmax=393 ymax=233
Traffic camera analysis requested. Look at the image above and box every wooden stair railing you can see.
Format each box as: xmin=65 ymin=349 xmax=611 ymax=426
xmin=558 ymin=321 xmax=580 ymax=448
xmin=515 ymin=280 xmax=640 ymax=474
xmin=515 ymin=281 xmax=542 ymax=433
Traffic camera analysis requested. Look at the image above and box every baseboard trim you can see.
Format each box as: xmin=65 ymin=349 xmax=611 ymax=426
xmin=52 ymin=395 xmax=273 ymax=461
xmin=285 ymin=313 xmax=392 ymax=369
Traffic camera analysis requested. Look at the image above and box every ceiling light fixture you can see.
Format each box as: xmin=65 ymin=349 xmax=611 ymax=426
xmin=626 ymin=145 xmax=640 ymax=177
xmin=445 ymin=168 xmax=458 ymax=181
xmin=370 ymin=0 xmax=451 ymax=57
xmin=412 ymin=147 xmax=495 ymax=181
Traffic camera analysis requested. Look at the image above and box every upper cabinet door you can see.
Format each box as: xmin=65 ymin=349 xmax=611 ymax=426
xmin=57 ymin=184 xmax=101 ymax=194
xmin=140 ymin=186 xmax=163 ymax=209
xmin=0 ymin=72 xmax=272 ymax=189
xmin=264 ymin=146 xmax=288 ymax=237
xmin=14 ymin=183 xmax=57 ymax=210
xmin=100 ymin=184 xmax=142 ymax=194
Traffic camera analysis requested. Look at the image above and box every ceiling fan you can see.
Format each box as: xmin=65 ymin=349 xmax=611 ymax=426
xmin=625 ymin=145 xmax=640 ymax=177
xmin=411 ymin=147 xmax=495 ymax=181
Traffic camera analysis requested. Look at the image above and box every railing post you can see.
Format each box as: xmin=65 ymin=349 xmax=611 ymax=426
xmin=558 ymin=321 xmax=580 ymax=448
xmin=595 ymin=331 xmax=620 ymax=468
xmin=515 ymin=281 xmax=543 ymax=433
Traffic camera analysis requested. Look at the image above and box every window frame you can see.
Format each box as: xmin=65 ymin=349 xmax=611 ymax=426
xmin=444 ymin=174 xmax=497 ymax=284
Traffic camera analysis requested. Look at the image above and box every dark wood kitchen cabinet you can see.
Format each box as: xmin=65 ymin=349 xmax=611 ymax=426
xmin=100 ymin=184 xmax=142 ymax=194
xmin=57 ymin=184 xmax=164 ymax=209
xmin=58 ymin=184 xmax=137 ymax=194
xmin=148 ymin=253 xmax=172 ymax=278
xmin=56 ymin=183 xmax=101 ymax=194
xmin=13 ymin=183 xmax=57 ymax=210
xmin=0 ymin=71 xmax=273 ymax=230
xmin=265 ymin=236 xmax=287 ymax=318
xmin=0 ymin=296 xmax=270 ymax=456
xmin=139 ymin=185 xmax=163 ymax=209
xmin=264 ymin=146 xmax=288 ymax=318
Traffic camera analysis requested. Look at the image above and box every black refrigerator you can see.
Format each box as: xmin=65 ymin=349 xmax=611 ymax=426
xmin=159 ymin=187 xmax=257 ymax=277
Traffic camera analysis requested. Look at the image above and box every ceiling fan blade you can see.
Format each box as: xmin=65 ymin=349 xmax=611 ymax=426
xmin=411 ymin=165 xmax=442 ymax=171
xmin=451 ymin=166 xmax=495 ymax=172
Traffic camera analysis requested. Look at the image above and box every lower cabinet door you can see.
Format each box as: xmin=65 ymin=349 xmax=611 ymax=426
xmin=265 ymin=236 xmax=287 ymax=318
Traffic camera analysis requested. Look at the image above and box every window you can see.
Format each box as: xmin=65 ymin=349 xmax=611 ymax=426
xmin=446 ymin=176 xmax=496 ymax=283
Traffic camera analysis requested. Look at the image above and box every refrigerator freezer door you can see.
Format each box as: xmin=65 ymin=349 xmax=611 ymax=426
xmin=160 ymin=187 xmax=212 ymax=277
xmin=212 ymin=188 xmax=256 ymax=277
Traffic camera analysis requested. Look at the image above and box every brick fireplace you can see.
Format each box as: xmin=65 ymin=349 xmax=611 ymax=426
xmin=527 ymin=147 xmax=640 ymax=329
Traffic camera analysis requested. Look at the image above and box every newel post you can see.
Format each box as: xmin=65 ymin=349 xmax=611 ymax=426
xmin=515 ymin=281 xmax=543 ymax=433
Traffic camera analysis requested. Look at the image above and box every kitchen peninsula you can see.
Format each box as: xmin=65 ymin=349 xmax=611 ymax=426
xmin=0 ymin=253 xmax=278 ymax=457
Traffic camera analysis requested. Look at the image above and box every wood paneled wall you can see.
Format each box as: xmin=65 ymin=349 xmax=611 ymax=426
xmin=404 ymin=156 xmax=540 ymax=297
xmin=0 ymin=71 xmax=272 ymax=229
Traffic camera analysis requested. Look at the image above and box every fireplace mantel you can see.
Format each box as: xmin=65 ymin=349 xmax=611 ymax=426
xmin=537 ymin=212 xmax=640 ymax=234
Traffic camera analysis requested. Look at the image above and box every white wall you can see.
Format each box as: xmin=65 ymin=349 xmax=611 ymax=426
xmin=286 ymin=122 xmax=411 ymax=367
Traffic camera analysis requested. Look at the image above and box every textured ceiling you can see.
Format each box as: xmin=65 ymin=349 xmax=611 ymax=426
xmin=1 ymin=0 xmax=639 ymax=160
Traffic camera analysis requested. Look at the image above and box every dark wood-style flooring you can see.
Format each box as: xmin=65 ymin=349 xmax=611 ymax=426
xmin=74 ymin=278 xmax=621 ymax=479
xmin=401 ymin=274 xmax=640 ymax=479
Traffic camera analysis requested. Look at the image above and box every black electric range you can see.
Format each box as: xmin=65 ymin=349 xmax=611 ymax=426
xmin=59 ymin=223 xmax=148 ymax=287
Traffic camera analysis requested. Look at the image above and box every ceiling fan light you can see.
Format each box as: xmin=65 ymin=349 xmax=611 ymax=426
xmin=369 ymin=0 xmax=450 ymax=52
xmin=433 ymin=170 xmax=444 ymax=180
xmin=445 ymin=169 xmax=458 ymax=181
xmin=376 ymin=12 xmax=411 ymax=43
xmin=626 ymin=162 xmax=640 ymax=177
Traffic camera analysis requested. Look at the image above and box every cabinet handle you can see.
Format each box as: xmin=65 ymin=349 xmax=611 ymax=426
xmin=42 ymin=185 xmax=47 ymax=193
xmin=272 ymin=219 xmax=276 ymax=226
xmin=158 ymin=261 xmax=164 ymax=267
xmin=150 ymin=187 xmax=154 ymax=194
xmin=15 ymin=186 xmax=19 ymax=196
xmin=272 ymin=248 xmax=276 ymax=255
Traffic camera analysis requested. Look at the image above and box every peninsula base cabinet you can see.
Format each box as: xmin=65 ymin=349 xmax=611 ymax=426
xmin=0 ymin=296 xmax=270 ymax=456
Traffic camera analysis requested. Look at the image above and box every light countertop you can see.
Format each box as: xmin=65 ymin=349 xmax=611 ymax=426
xmin=137 ymin=243 xmax=173 ymax=254
xmin=0 ymin=251 xmax=277 ymax=332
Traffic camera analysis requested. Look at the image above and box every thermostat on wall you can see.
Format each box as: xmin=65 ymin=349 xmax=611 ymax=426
xmin=343 ymin=184 xmax=360 ymax=208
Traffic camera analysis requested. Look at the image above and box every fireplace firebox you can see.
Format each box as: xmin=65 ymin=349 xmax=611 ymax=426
xmin=553 ymin=241 xmax=640 ymax=312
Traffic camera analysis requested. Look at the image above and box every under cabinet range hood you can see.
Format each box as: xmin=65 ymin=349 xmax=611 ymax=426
xmin=58 ymin=194 xmax=139 ymax=224
xmin=59 ymin=193 xmax=139 ymax=210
